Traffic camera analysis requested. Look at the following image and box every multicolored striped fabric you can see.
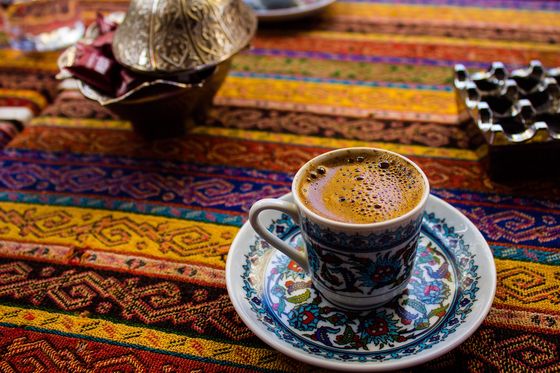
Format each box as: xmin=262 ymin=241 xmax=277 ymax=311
xmin=0 ymin=0 xmax=559 ymax=371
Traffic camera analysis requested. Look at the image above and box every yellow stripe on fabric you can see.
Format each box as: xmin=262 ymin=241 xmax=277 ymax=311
xmin=495 ymin=259 xmax=560 ymax=313
xmin=0 ymin=50 xmax=59 ymax=71
xmin=302 ymin=30 xmax=560 ymax=52
xmin=0 ymin=305 xmax=295 ymax=371
xmin=217 ymin=76 xmax=457 ymax=116
xmin=325 ymin=3 xmax=560 ymax=29
xmin=29 ymin=116 xmax=132 ymax=130
xmin=0 ymin=89 xmax=47 ymax=109
xmin=191 ymin=126 xmax=482 ymax=161
xmin=0 ymin=202 xmax=237 ymax=269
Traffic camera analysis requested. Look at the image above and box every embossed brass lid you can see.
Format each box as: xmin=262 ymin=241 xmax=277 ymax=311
xmin=113 ymin=0 xmax=257 ymax=75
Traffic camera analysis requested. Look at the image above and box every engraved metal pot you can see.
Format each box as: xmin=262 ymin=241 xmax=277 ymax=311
xmin=113 ymin=0 xmax=257 ymax=75
xmin=58 ymin=42 xmax=231 ymax=138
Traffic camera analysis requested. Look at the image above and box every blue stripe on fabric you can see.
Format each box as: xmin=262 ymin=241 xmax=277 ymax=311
xmin=0 ymin=192 xmax=245 ymax=227
xmin=491 ymin=245 xmax=560 ymax=265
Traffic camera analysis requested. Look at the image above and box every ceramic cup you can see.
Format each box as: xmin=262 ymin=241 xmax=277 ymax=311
xmin=249 ymin=147 xmax=430 ymax=310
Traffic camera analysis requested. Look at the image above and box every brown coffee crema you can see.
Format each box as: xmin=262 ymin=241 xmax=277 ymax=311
xmin=297 ymin=151 xmax=425 ymax=224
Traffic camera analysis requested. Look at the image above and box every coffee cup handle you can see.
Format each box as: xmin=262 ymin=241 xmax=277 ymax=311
xmin=249 ymin=199 xmax=309 ymax=272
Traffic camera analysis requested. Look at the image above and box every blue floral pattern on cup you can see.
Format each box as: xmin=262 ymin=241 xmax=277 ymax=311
xmin=302 ymin=216 xmax=422 ymax=253
xmin=306 ymin=234 xmax=418 ymax=295
xmin=299 ymin=214 xmax=423 ymax=300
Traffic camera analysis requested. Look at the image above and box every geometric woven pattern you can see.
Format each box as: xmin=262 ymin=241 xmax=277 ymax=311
xmin=1 ymin=0 xmax=560 ymax=370
xmin=0 ymin=260 xmax=253 ymax=341
xmin=0 ymin=202 xmax=238 ymax=267
xmin=458 ymin=328 xmax=560 ymax=373
xmin=495 ymin=260 xmax=560 ymax=309
xmin=0 ymin=327 xmax=279 ymax=372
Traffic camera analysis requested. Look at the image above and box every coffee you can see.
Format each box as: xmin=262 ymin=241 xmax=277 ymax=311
xmin=297 ymin=150 xmax=425 ymax=224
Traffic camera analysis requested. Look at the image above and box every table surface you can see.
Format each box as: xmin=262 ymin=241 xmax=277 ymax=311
xmin=0 ymin=1 xmax=560 ymax=372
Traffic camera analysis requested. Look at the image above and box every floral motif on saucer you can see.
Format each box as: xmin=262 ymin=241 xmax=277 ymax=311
xmin=242 ymin=211 xmax=478 ymax=362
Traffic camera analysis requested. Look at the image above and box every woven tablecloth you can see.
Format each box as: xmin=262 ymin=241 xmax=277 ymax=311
xmin=0 ymin=1 xmax=559 ymax=371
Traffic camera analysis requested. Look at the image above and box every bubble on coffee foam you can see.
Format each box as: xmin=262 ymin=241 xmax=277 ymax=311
xmin=336 ymin=155 xmax=422 ymax=221
xmin=304 ymin=164 xmax=330 ymax=185
xmin=300 ymin=152 xmax=423 ymax=223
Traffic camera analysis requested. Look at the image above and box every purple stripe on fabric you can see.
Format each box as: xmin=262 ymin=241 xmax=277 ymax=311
xmin=0 ymin=159 xmax=291 ymax=214
xmin=0 ymin=148 xmax=294 ymax=182
xmin=247 ymin=48 xmax=518 ymax=69
xmin=339 ymin=0 xmax=560 ymax=11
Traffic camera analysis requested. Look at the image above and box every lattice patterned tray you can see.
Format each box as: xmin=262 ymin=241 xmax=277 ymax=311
xmin=453 ymin=61 xmax=560 ymax=179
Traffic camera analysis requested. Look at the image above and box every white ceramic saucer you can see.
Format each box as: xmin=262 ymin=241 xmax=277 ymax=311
xmin=226 ymin=194 xmax=496 ymax=371
xmin=245 ymin=0 xmax=335 ymax=21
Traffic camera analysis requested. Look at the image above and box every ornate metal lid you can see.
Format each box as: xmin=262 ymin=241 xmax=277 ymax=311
xmin=112 ymin=0 xmax=257 ymax=75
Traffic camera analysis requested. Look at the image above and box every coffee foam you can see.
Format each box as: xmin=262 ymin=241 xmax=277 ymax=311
xmin=298 ymin=151 xmax=425 ymax=224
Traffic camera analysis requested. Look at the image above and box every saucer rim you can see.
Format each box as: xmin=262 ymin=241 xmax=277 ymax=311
xmin=250 ymin=0 xmax=336 ymax=21
xmin=226 ymin=193 xmax=496 ymax=371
